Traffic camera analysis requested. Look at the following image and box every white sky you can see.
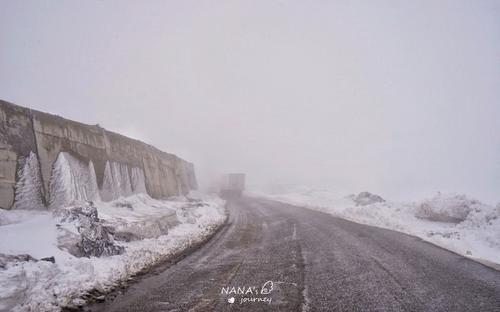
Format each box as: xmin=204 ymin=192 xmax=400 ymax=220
xmin=1 ymin=1 xmax=499 ymax=203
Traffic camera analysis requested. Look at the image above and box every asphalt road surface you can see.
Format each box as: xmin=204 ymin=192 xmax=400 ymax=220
xmin=90 ymin=197 xmax=500 ymax=311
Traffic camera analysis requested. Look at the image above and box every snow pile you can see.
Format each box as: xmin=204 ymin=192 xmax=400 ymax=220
xmin=0 ymin=193 xmax=226 ymax=311
xmin=259 ymin=189 xmax=500 ymax=266
xmin=96 ymin=194 xmax=189 ymax=241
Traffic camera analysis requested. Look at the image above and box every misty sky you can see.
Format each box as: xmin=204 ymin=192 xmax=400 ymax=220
xmin=1 ymin=1 xmax=499 ymax=203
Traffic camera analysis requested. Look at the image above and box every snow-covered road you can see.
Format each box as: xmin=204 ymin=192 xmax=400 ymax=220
xmin=258 ymin=190 xmax=500 ymax=267
xmin=89 ymin=197 xmax=500 ymax=312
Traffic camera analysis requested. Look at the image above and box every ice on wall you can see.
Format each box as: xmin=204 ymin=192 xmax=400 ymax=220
xmin=131 ymin=166 xmax=147 ymax=194
xmin=101 ymin=161 xmax=148 ymax=201
xmin=101 ymin=161 xmax=133 ymax=201
xmin=13 ymin=152 xmax=45 ymax=210
xmin=45 ymin=152 xmax=148 ymax=206
xmin=49 ymin=152 xmax=101 ymax=209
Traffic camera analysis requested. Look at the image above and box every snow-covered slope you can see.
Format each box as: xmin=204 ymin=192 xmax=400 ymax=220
xmin=256 ymin=189 xmax=500 ymax=266
xmin=0 ymin=193 xmax=226 ymax=311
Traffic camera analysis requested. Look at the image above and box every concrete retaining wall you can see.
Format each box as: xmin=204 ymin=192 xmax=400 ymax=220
xmin=0 ymin=100 xmax=197 ymax=209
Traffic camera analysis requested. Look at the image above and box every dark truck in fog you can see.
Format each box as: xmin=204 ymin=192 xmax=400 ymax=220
xmin=220 ymin=173 xmax=245 ymax=198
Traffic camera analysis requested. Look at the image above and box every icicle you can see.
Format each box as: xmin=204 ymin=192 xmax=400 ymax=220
xmin=13 ymin=151 xmax=45 ymax=210
xmin=87 ymin=160 xmax=101 ymax=202
xmin=101 ymin=161 xmax=135 ymax=201
xmin=131 ymin=167 xmax=147 ymax=194
xmin=48 ymin=152 xmax=101 ymax=209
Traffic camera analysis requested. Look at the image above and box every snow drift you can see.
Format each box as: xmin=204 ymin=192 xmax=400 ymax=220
xmin=0 ymin=193 xmax=226 ymax=311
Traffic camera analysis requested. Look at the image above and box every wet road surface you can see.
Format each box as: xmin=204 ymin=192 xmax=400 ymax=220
xmin=89 ymin=197 xmax=500 ymax=311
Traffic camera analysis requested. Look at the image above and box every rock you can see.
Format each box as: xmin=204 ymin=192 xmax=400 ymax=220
xmin=353 ymin=192 xmax=385 ymax=206
xmin=113 ymin=200 xmax=133 ymax=210
xmin=57 ymin=201 xmax=124 ymax=258
xmin=345 ymin=194 xmax=356 ymax=200
xmin=71 ymin=298 xmax=86 ymax=307
xmin=95 ymin=295 xmax=106 ymax=302
xmin=414 ymin=193 xmax=480 ymax=223
xmin=0 ymin=253 xmax=37 ymax=269
xmin=40 ymin=256 xmax=55 ymax=263
xmin=113 ymin=231 xmax=141 ymax=242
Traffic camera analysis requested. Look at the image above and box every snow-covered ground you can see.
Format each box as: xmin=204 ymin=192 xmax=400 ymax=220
xmin=254 ymin=188 xmax=500 ymax=267
xmin=0 ymin=193 xmax=226 ymax=312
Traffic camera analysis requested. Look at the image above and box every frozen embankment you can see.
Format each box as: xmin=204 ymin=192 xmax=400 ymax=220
xmin=0 ymin=193 xmax=227 ymax=311
xmin=256 ymin=189 xmax=500 ymax=267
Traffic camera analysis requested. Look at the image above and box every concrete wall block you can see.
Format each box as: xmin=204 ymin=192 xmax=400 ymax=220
xmin=0 ymin=149 xmax=17 ymax=209
xmin=0 ymin=100 xmax=197 ymax=209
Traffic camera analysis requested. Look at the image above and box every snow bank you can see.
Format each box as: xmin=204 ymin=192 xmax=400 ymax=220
xmin=0 ymin=194 xmax=226 ymax=311
xmin=257 ymin=189 xmax=500 ymax=266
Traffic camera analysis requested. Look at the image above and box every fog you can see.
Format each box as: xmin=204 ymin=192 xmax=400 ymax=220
xmin=1 ymin=1 xmax=499 ymax=203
